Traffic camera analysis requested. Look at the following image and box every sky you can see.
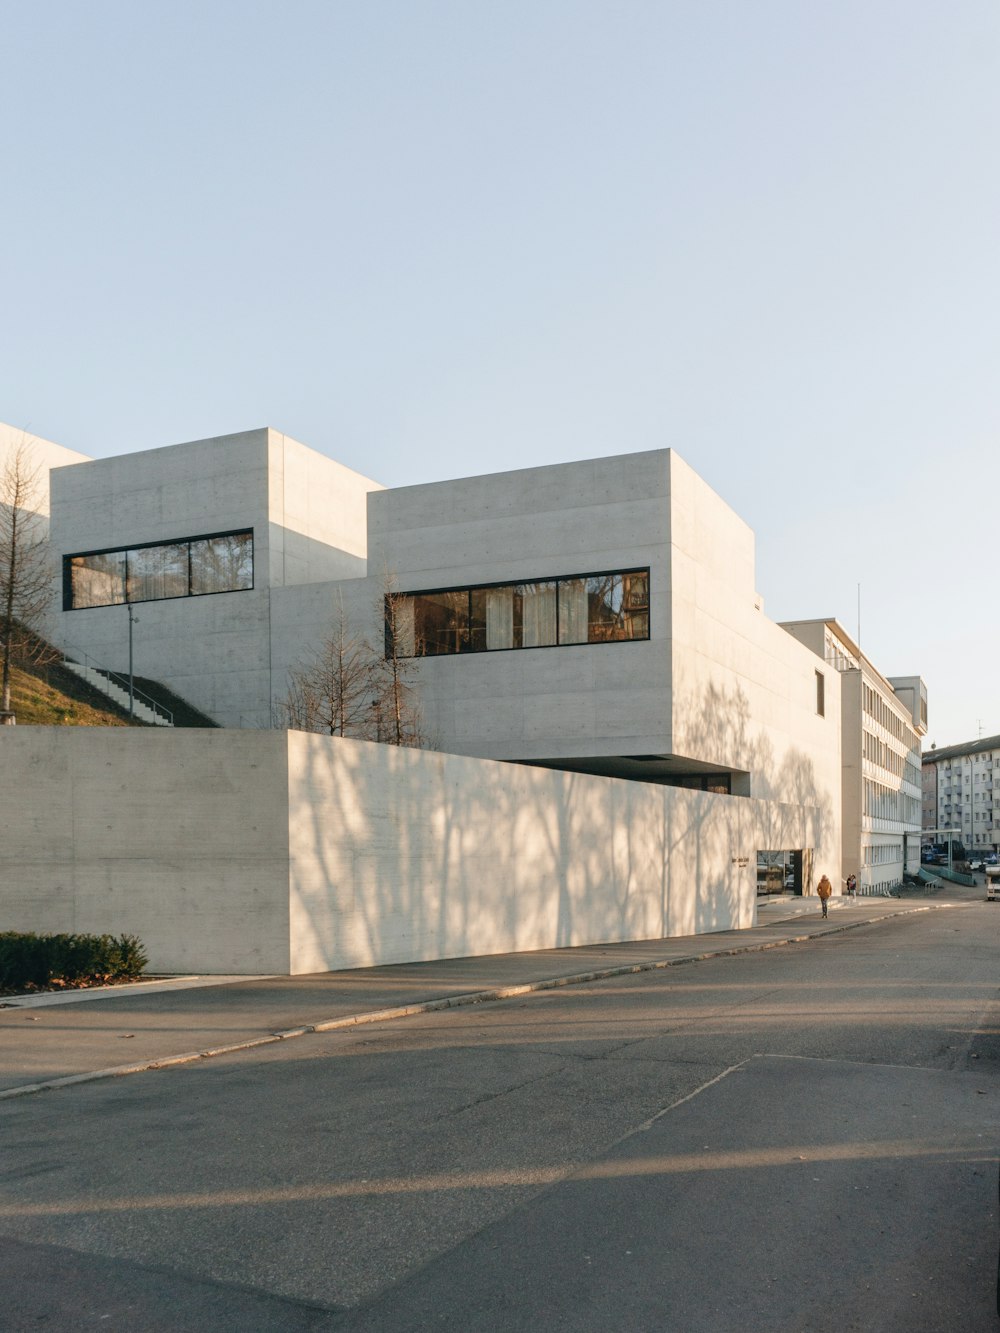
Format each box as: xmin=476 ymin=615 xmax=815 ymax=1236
xmin=3 ymin=1 xmax=998 ymax=748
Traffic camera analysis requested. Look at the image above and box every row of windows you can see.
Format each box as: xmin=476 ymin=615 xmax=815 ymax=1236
xmin=64 ymin=531 xmax=254 ymax=609
xmin=863 ymin=729 xmax=905 ymax=778
xmin=389 ymin=569 xmax=650 ymax=658
xmin=938 ymin=754 xmax=999 ymax=772
xmin=862 ymin=842 xmax=903 ymax=867
xmin=862 ymin=682 xmax=917 ymax=748
xmin=863 ymin=779 xmax=920 ymax=825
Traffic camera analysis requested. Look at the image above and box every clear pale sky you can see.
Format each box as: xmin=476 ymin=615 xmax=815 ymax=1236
xmin=3 ymin=2 xmax=997 ymax=748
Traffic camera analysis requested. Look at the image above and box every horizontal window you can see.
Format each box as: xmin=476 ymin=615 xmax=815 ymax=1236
xmin=389 ymin=568 xmax=649 ymax=658
xmin=64 ymin=530 xmax=253 ymax=609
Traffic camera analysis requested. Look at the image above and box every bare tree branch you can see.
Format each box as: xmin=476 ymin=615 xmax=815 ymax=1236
xmin=278 ymin=593 xmax=380 ymax=739
xmin=278 ymin=574 xmax=428 ymax=749
xmin=0 ymin=439 xmax=53 ymax=717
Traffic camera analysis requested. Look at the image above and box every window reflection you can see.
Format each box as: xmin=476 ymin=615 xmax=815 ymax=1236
xmin=190 ymin=533 xmax=253 ymax=596
xmin=393 ymin=568 xmax=649 ymax=658
xmin=413 ymin=589 xmax=470 ymax=655
xmin=65 ymin=530 xmax=253 ymax=610
xmin=70 ymin=551 xmax=126 ymax=609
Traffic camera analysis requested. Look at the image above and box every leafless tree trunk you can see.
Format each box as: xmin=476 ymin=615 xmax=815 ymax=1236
xmin=278 ymin=594 xmax=380 ymax=738
xmin=278 ymin=574 xmax=428 ymax=749
xmin=0 ymin=440 xmax=53 ymax=720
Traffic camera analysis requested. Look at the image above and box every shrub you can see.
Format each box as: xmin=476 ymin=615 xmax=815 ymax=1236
xmin=0 ymin=931 xmax=149 ymax=992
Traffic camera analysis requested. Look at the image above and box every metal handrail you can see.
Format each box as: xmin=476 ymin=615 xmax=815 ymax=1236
xmin=60 ymin=645 xmax=173 ymax=726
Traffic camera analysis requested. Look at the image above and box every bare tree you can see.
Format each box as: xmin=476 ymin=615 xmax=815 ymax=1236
xmin=278 ymin=572 xmax=428 ymax=749
xmin=278 ymin=594 xmax=379 ymax=737
xmin=0 ymin=440 xmax=53 ymax=720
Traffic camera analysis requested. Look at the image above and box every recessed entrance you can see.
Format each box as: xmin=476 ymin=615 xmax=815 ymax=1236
xmin=757 ymin=849 xmax=810 ymax=896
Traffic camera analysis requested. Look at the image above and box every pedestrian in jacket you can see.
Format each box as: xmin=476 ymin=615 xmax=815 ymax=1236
xmin=817 ymin=874 xmax=833 ymax=918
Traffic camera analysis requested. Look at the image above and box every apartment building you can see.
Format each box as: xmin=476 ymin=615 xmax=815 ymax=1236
xmin=922 ymin=736 xmax=1000 ymax=854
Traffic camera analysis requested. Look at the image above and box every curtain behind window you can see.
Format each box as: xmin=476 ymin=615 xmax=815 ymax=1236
xmin=521 ymin=583 xmax=557 ymax=647
xmin=558 ymin=579 xmax=588 ymax=643
xmin=485 ymin=588 xmax=514 ymax=649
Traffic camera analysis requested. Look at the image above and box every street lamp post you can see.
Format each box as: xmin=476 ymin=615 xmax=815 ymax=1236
xmin=127 ymin=602 xmax=138 ymax=721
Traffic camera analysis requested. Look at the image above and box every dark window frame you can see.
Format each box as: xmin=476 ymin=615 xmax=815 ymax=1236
xmin=387 ymin=566 xmax=650 ymax=659
xmin=63 ymin=527 xmax=255 ymax=610
xmin=816 ymin=669 xmax=825 ymax=717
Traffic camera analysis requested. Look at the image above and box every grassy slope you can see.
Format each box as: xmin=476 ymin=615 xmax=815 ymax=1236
xmin=8 ymin=657 xmax=135 ymax=726
xmin=7 ymin=643 xmax=218 ymax=728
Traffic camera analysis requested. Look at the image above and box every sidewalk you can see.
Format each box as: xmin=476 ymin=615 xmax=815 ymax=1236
xmin=0 ymin=896 xmax=952 ymax=1100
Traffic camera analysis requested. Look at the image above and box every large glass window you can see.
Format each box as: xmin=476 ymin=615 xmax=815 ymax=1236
xmin=412 ymin=589 xmax=471 ymax=655
xmin=127 ymin=542 xmax=188 ymax=603
xmin=65 ymin=530 xmax=253 ymax=610
xmin=391 ymin=567 xmax=650 ymax=658
xmin=69 ymin=550 xmax=127 ymax=609
xmin=190 ymin=532 xmax=253 ymax=596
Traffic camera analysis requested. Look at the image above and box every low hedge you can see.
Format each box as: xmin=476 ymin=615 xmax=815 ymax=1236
xmin=0 ymin=931 xmax=149 ymax=992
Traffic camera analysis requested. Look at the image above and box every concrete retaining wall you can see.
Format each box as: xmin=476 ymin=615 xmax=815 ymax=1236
xmin=1 ymin=729 xmax=826 ymax=975
xmin=0 ymin=729 xmax=292 ymax=974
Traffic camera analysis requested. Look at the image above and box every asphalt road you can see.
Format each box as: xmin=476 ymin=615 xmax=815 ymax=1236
xmin=2 ymin=901 xmax=998 ymax=1330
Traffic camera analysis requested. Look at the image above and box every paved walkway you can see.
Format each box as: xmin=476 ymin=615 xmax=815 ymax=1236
xmin=0 ymin=895 xmax=956 ymax=1100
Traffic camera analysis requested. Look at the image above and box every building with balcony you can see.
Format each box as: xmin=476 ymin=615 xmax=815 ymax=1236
xmin=922 ymin=736 xmax=1000 ymax=855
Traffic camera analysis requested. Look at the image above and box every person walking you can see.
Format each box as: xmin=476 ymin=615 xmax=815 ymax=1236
xmin=846 ymin=872 xmax=857 ymax=897
xmin=817 ymin=873 xmax=833 ymax=918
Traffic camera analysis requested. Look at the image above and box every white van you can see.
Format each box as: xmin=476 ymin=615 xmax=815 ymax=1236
xmin=986 ymin=866 xmax=1000 ymax=901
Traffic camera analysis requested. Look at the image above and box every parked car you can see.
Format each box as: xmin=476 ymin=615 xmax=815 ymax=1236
xmin=970 ymin=858 xmax=985 ymax=872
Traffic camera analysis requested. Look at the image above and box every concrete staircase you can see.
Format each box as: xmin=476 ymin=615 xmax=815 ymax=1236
xmin=61 ymin=659 xmax=173 ymax=727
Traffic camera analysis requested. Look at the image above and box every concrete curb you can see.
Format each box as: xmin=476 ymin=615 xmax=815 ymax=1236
xmin=0 ymin=904 xmax=946 ymax=1102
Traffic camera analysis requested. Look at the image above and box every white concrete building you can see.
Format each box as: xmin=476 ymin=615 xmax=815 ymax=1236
xmin=780 ymin=620 xmax=926 ymax=894
xmin=0 ymin=419 xmax=926 ymax=969
xmin=46 ymin=431 xmax=846 ymax=882
xmin=1 ymin=726 xmax=825 ymax=974
xmin=49 ymin=427 xmax=380 ymax=728
xmin=0 ymin=423 xmax=90 ymax=530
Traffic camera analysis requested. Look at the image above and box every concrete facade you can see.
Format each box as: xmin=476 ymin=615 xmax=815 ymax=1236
xmin=274 ymin=452 xmax=842 ymax=814
xmin=0 ymin=425 xmax=90 ymax=521
xmin=0 ymin=425 xmax=91 ymax=633
xmin=48 ymin=429 xmax=381 ymax=728
xmin=44 ymin=431 xmax=846 ymax=881
xmin=781 ymin=619 xmax=925 ymax=894
xmin=0 ymin=728 xmax=292 ymax=973
xmin=0 ymin=728 xmax=824 ymax=974
xmin=0 ymin=418 xmax=929 ymax=967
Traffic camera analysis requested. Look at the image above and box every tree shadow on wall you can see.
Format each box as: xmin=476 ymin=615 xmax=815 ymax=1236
xmin=677 ymin=678 xmax=836 ymax=916
xmin=287 ymin=675 xmax=834 ymax=972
